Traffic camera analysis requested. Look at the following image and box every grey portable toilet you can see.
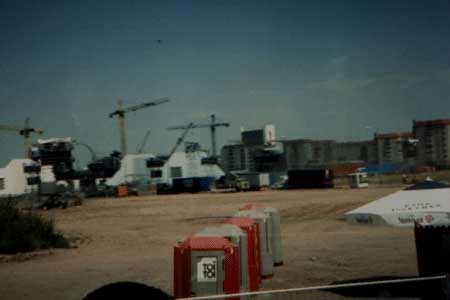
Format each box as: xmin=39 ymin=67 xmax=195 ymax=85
xmin=195 ymin=224 xmax=249 ymax=296
xmin=267 ymin=207 xmax=283 ymax=266
xmin=234 ymin=209 xmax=274 ymax=278
xmin=245 ymin=206 xmax=283 ymax=266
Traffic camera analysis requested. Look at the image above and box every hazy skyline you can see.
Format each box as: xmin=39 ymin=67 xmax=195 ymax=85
xmin=1 ymin=0 xmax=450 ymax=166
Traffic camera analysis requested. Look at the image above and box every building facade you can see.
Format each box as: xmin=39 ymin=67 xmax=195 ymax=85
xmin=413 ymin=119 xmax=450 ymax=169
xmin=334 ymin=141 xmax=377 ymax=164
xmin=373 ymin=132 xmax=414 ymax=165
xmin=282 ymin=139 xmax=336 ymax=170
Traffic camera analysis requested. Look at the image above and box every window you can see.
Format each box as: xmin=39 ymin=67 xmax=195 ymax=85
xmin=0 ymin=178 xmax=4 ymax=190
xmin=151 ymin=170 xmax=162 ymax=178
xmin=170 ymin=167 xmax=182 ymax=178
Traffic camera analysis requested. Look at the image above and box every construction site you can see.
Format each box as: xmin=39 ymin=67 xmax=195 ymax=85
xmin=2 ymin=1 xmax=450 ymax=300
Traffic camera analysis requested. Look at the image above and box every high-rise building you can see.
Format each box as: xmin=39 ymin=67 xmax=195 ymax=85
xmin=413 ymin=119 xmax=450 ymax=169
xmin=373 ymin=132 xmax=413 ymax=165
xmin=282 ymin=139 xmax=336 ymax=170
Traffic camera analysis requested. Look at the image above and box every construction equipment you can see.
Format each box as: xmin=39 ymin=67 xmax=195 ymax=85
xmin=109 ymin=97 xmax=169 ymax=155
xmin=0 ymin=118 xmax=44 ymax=158
xmin=167 ymin=114 xmax=229 ymax=157
xmin=168 ymin=123 xmax=194 ymax=158
xmin=136 ymin=130 xmax=151 ymax=154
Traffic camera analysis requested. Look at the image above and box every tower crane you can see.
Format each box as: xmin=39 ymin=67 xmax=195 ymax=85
xmin=136 ymin=130 xmax=151 ymax=154
xmin=0 ymin=118 xmax=44 ymax=158
xmin=109 ymin=97 xmax=169 ymax=155
xmin=167 ymin=114 xmax=229 ymax=157
xmin=168 ymin=123 xmax=194 ymax=158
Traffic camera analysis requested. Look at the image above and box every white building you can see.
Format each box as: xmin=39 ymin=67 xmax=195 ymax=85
xmin=0 ymin=159 xmax=35 ymax=198
xmin=106 ymin=153 xmax=155 ymax=186
xmin=148 ymin=151 xmax=224 ymax=186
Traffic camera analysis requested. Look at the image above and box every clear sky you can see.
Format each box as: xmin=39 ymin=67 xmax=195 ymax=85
xmin=1 ymin=0 xmax=450 ymax=167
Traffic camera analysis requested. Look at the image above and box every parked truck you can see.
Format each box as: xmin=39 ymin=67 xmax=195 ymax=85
xmin=237 ymin=172 xmax=270 ymax=190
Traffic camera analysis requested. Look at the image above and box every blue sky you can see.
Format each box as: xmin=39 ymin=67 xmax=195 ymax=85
xmin=1 ymin=0 xmax=450 ymax=166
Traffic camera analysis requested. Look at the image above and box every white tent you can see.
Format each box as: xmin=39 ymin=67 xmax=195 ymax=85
xmin=346 ymin=182 xmax=450 ymax=227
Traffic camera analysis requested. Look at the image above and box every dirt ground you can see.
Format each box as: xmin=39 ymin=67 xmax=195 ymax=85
xmin=0 ymin=187 xmax=418 ymax=300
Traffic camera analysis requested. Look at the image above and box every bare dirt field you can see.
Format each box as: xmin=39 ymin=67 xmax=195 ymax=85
xmin=0 ymin=187 xmax=418 ymax=300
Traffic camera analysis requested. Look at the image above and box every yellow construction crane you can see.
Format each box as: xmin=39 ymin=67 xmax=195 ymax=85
xmin=109 ymin=97 xmax=169 ymax=155
xmin=0 ymin=118 xmax=44 ymax=158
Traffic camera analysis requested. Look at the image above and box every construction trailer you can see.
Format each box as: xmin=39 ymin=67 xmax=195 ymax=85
xmin=147 ymin=151 xmax=224 ymax=194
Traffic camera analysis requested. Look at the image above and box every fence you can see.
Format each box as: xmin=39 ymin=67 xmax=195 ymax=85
xmin=178 ymin=275 xmax=450 ymax=300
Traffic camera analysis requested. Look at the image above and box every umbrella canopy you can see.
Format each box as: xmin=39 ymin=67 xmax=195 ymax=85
xmin=346 ymin=183 xmax=450 ymax=227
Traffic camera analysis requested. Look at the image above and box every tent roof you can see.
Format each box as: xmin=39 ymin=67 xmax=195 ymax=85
xmin=346 ymin=188 xmax=450 ymax=226
xmin=404 ymin=180 xmax=450 ymax=190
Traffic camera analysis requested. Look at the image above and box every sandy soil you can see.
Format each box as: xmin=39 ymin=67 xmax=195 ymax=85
xmin=0 ymin=187 xmax=418 ymax=300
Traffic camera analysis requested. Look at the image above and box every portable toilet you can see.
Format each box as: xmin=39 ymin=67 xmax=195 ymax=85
xmin=225 ymin=217 xmax=261 ymax=291
xmin=174 ymin=236 xmax=240 ymax=300
xmin=234 ymin=210 xmax=274 ymax=278
xmin=240 ymin=204 xmax=283 ymax=266
xmin=195 ymin=225 xmax=249 ymax=297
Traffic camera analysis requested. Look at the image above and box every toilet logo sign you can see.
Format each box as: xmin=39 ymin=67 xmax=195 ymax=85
xmin=197 ymin=257 xmax=217 ymax=282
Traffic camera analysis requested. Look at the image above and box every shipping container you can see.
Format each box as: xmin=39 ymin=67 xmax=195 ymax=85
xmin=172 ymin=176 xmax=216 ymax=193
xmin=286 ymin=168 xmax=334 ymax=189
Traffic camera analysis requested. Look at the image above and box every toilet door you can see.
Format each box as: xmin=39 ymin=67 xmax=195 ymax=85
xmin=191 ymin=251 xmax=225 ymax=296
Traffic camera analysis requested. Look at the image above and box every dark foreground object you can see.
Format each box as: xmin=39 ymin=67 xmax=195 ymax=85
xmin=83 ymin=282 xmax=174 ymax=300
xmin=330 ymin=276 xmax=450 ymax=300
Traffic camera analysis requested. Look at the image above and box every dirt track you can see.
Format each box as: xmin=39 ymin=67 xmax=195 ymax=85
xmin=0 ymin=187 xmax=418 ymax=300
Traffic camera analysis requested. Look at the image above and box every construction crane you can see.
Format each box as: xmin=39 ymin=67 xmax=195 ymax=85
xmin=109 ymin=97 xmax=169 ymax=155
xmin=136 ymin=130 xmax=151 ymax=154
xmin=168 ymin=123 xmax=194 ymax=158
xmin=167 ymin=114 xmax=229 ymax=157
xmin=0 ymin=118 xmax=44 ymax=158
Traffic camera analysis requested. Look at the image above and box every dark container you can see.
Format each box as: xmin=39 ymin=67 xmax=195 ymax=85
xmin=23 ymin=164 xmax=41 ymax=173
xmin=286 ymin=169 xmax=334 ymax=189
xmin=414 ymin=224 xmax=450 ymax=300
xmin=172 ymin=177 xmax=215 ymax=193
xmin=26 ymin=176 xmax=41 ymax=185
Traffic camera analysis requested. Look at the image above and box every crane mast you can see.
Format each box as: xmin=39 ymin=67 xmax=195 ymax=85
xmin=0 ymin=118 xmax=44 ymax=158
xmin=109 ymin=97 xmax=169 ymax=155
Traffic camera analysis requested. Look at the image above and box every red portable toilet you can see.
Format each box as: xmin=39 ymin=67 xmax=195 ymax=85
xmin=225 ymin=217 xmax=261 ymax=291
xmin=174 ymin=236 xmax=240 ymax=300
xmin=240 ymin=203 xmax=283 ymax=266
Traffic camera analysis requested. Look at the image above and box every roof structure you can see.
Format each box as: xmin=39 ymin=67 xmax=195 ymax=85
xmin=346 ymin=181 xmax=450 ymax=227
